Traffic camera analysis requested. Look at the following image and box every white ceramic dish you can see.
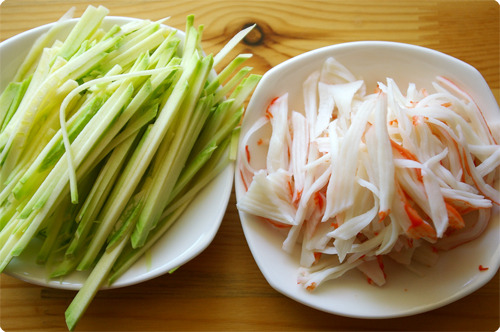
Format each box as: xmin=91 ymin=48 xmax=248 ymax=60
xmin=1 ymin=17 xmax=234 ymax=290
xmin=235 ymin=41 xmax=500 ymax=318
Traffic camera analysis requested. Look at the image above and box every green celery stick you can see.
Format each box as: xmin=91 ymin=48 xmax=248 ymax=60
xmin=12 ymin=7 xmax=76 ymax=82
xmin=214 ymin=66 xmax=253 ymax=103
xmin=229 ymin=126 xmax=241 ymax=161
xmin=205 ymin=53 xmax=252 ymax=95
xmin=131 ymin=94 xmax=213 ymax=248
xmin=77 ymin=48 xmax=199 ymax=268
xmin=213 ymin=24 xmax=255 ymax=67
xmin=108 ymin=200 xmax=190 ymax=285
xmin=65 ymin=225 xmax=131 ymax=331
xmin=109 ymin=137 xmax=231 ymax=284
xmin=189 ymin=99 xmax=234 ymax=157
xmin=0 ymin=33 xmax=122 ymax=185
xmin=57 ymin=5 xmax=109 ymax=60
xmin=168 ymin=141 xmax=217 ymax=203
xmin=75 ymin=125 xmax=156 ymax=270
xmin=130 ymin=56 xmax=214 ymax=248
xmin=107 ymin=191 xmax=144 ymax=250
xmin=0 ymin=78 xmax=31 ymax=132
xmin=7 ymin=94 xmax=105 ymax=203
xmin=65 ymin=132 xmax=139 ymax=258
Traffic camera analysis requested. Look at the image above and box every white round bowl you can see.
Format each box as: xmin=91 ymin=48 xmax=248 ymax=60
xmin=0 ymin=17 xmax=234 ymax=290
xmin=235 ymin=41 xmax=500 ymax=318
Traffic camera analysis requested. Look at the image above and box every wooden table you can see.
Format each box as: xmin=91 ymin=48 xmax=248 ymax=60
xmin=1 ymin=1 xmax=499 ymax=331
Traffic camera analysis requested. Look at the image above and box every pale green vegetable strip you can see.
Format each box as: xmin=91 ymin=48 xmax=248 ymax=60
xmin=0 ymin=32 xmax=122 ymax=185
xmin=190 ymin=100 xmax=234 ymax=157
xmin=12 ymin=7 xmax=75 ymax=82
xmin=66 ymin=133 xmax=139 ymax=257
xmin=229 ymin=126 xmax=240 ymax=161
xmin=21 ymin=83 xmax=134 ymax=216
xmin=99 ymin=103 xmax=158 ymax=156
xmin=75 ymin=123 xmax=151 ymax=270
xmin=205 ymin=53 xmax=252 ymax=95
xmin=131 ymin=94 xmax=213 ymax=247
xmin=226 ymin=74 xmax=262 ymax=116
xmin=0 ymin=214 xmax=22 ymax=247
xmin=58 ymin=67 xmax=172 ymax=203
xmin=168 ymin=141 xmax=217 ymax=203
xmin=65 ymin=226 xmax=131 ymax=331
xmin=10 ymin=95 xmax=105 ymax=202
xmin=60 ymin=67 xmax=178 ymax=259
xmin=109 ymin=139 xmax=231 ymax=284
xmin=77 ymin=67 xmax=191 ymax=269
xmin=36 ymin=197 xmax=77 ymax=264
xmin=214 ymin=66 xmax=253 ymax=103
xmin=213 ymin=24 xmax=255 ymax=67
xmin=166 ymin=138 xmax=231 ymax=213
xmin=1 ymin=76 xmax=136 ymax=267
xmin=57 ymin=5 xmax=109 ymax=60
xmin=131 ymin=56 xmax=214 ymax=248
xmin=106 ymin=27 xmax=168 ymax=70
xmin=108 ymin=200 xmax=189 ymax=285
xmin=0 ymin=79 xmax=31 ymax=132
xmin=0 ymin=173 xmax=65 ymax=270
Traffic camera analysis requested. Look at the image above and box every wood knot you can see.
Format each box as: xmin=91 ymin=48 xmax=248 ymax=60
xmin=242 ymin=23 xmax=264 ymax=46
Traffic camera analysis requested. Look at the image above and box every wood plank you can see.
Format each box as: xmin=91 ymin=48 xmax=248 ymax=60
xmin=0 ymin=1 xmax=498 ymax=331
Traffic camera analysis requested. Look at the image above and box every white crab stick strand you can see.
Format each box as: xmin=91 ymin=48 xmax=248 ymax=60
xmin=323 ymin=96 xmax=373 ymax=220
xmin=266 ymin=94 xmax=290 ymax=172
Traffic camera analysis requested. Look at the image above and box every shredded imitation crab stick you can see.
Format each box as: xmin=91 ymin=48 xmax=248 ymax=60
xmin=237 ymin=57 xmax=499 ymax=290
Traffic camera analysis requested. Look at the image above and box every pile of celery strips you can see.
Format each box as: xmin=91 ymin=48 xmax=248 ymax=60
xmin=0 ymin=5 xmax=260 ymax=329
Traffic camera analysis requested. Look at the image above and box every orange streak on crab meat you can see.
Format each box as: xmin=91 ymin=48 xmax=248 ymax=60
xmin=262 ymin=217 xmax=292 ymax=229
xmin=390 ymin=139 xmax=423 ymax=182
xmin=402 ymin=196 xmax=437 ymax=241
xmin=287 ymin=180 xmax=294 ymax=198
xmin=245 ymin=145 xmax=251 ymax=163
xmin=445 ymin=202 xmax=465 ymax=229
xmin=294 ymin=189 xmax=303 ymax=205
xmin=445 ymin=197 xmax=480 ymax=215
xmin=313 ymin=252 xmax=322 ymax=263
xmin=314 ymin=191 xmax=324 ymax=210
xmin=239 ymin=169 xmax=248 ymax=192
xmin=306 ymin=282 xmax=317 ymax=291
xmin=377 ymin=255 xmax=387 ymax=279
xmin=265 ymin=97 xmax=279 ymax=119
xmin=378 ymin=210 xmax=390 ymax=222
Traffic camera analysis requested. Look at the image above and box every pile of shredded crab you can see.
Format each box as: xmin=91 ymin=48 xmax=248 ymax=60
xmin=237 ymin=57 xmax=500 ymax=290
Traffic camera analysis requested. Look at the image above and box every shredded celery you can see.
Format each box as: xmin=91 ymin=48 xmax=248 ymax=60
xmin=0 ymin=5 xmax=260 ymax=331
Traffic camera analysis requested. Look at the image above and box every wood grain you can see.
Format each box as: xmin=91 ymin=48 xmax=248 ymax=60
xmin=0 ymin=0 xmax=499 ymax=331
